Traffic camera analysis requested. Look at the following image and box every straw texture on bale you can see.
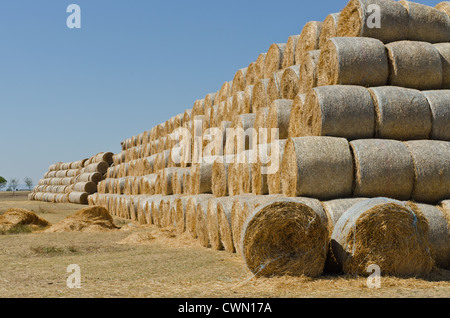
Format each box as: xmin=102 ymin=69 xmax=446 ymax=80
xmin=216 ymin=199 xmax=235 ymax=253
xmin=369 ymin=86 xmax=432 ymax=140
xmin=295 ymin=21 xmax=323 ymax=64
xmin=267 ymin=70 xmax=284 ymax=105
xmin=280 ymin=65 xmax=300 ymax=100
xmin=252 ymin=144 xmax=271 ymax=195
xmin=282 ymin=35 xmax=301 ymax=68
xmin=242 ymin=85 xmax=254 ymax=114
xmin=298 ymin=50 xmax=321 ymax=94
xmin=337 ymin=0 xmax=409 ymax=43
xmin=73 ymin=182 xmax=97 ymax=194
xmin=211 ymin=156 xmax=235 ymax=197
xmin=400 ymin=0 xmax=450 ymax=43
xmin=68 ymin=192 xmax=90 ymax=205
xmin=350 ymin=139 xmax=415 ymax=200
xmin=386 ymin=41 xmax=443 ymax=90
xmin=302 ymin=85 xmax=375 ymax=139
xmin=281 ymin=137 xmax=354 ymax=199
xmin=267 ymin=139 xmax=288 ymax=195
xmin=408 ymin=202 xmax=450 ymax=269
xmin=206 ymin=199 xmax=225 ymax=250
xmin=195 ymin=200 xmax=212 ymax=247
xmin=267 ymin=99 xmax=293 ymax=142
xmin=255 ymin=53 xmax=267 ymax=80
xmin=185 ymin=194 xmax=214 ymax=239
xmin=287 ymin=94 xmax=307 ymax=138
xmin=331 ymin=198 xmax=434 ymax=276
xmin=245 ymin=62 xmax=257 ymax=86
xmin=436 ymin=1 xmax=450 ymax=16
xmin=422 ymin=90 xmax=450 ymax=141
xmin=190 ymin=163 xmax=213 ymax=195
xmin=317 ymin=37 xmax=389 ymax=87
xmin=252 ymin=79 xmax=270 ymax=112
xmin=434 ymin=43 xmax=450 ymax=89
xmin=264 ymin=43 xmax=286 ymax=79
xmin=232 ymin=68 xmax=247 ymax=94
xmin=405 ymin=140 xmax=450 ymax=203
xmin=319 ymin=13 xmax=340 ymax=49
xmin=241 ymin=198 xmax=329 ymax=277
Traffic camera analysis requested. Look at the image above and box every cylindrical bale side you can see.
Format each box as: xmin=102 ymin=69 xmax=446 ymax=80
xmin=295 ymin=21 xmax=323 ymax=64
xmin=298 ymin=49 xmax=321 ymax=94
xmin=282 ymin=35 xmax=301 ymax=68
xmin=422 ymin=90 xmax=450 ymax=141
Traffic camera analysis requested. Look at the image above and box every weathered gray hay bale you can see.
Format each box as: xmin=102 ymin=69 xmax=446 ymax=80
xmin=407 ymin=202 xmax=450 ymax=269
xmin=242 ymin=85 xmax=254 ymax=114
xmin=302 ymin=85 xmax=375 ymax=140
xmin=55 ymin=170 xmax=68 ymax=178
xmin=298 ymin=49 xmax=321 ymax=94
xmin=189 ymin=163 xmax=213 ymax=195
xmin=386 ymin=41 xmax=443 ymax=90
xmin=196 ymin=200 xmax=212 ymax=248
xmin=400 ymin=0 xmax=450 ymax=43
xmin=211 ymin=155 xmax=235 ymax=197
xmin=317 ymin=37 xmax=389 ymax=87
xmin=281 ymin=137 xmax=353 ymax=199
xmin=232 ymin=68 xmax=247 ymax=94
xmin=405 ymin=140 xmax=450 ymax=204
xmin=282 ymin=35 xmax=301 ymax=68
xmin=255 ymin=53 xmax=267 ymax=80
xmin=264 ymin=43 xmax=286 ymax=79
xmin=68 ymin=192 xmax=89 ymax=205
xmin=267 ymin=70 xmax=284 ymax=105
xmin=252 ymin=79 xmax=270 ymax=112
xmin=295 ymin=21 xmax=323 ymax=65
xmin=89 ymin=152 xmax=114 ymax=165
xmin=350 ymin=139 xmax=415 ymax=200
xmin=241 ymin=198 xmax=329 ymax=277
xmin=73 ymin=182 xmax=97 ymax=194
xmin=319 ymin=13 xmax=340 ymax=49
xmin=245 ymin=62 xmax=257 ymax=86
xmin=281 ymin=65 xmax=300 ymax=100
xmin=267 ymin=139 xmax=288 ymax=195
xmin=436 ymin=1 xmax=450 ymax=16
xmin=267 ymin=99 xmax=293 ymax=142
xmin=331 ymin=197 xmax=434 ymax=277
xmin=287 ymin=94 xmax=307 ymax=138
xmin=434 ymin=43 xmax=450 ymax=89
xmin=75 ymin=172 xmax=103 ymax=184
xmin=368 ymin=86 xmax=432 ymax=140
xmin=422 ymin=90 xmax=450 ymax=141
xmin=185 ymin=194 xmax=214 ymax=239
xmin=337 ymin=0 xmax=409 ymax=43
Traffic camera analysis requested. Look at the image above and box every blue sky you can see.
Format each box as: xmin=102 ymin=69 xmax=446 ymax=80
xmin=0 ymin=0 xmax=442 ymax=187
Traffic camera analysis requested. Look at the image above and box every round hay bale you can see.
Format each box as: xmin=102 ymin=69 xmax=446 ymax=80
xmin=436 ymin=1 xmax=450 ymax=16
xmin=218 ymin=81 xmax=233 ymax=104
xmin=405 ymin=140 xmax=450 ymax=204
xmin=317 ymin=37 xmax=389 ymax=87
xmin=160 ymin=195 xmax=180 ymax=228
xmin=204 ymin=93 xmax=216 ymax=112
xmin=252 ymin=144 xmax=271 ymax=196
xmin=267 ymin=139 xmax=288 ymax=195
xmin=223 ymin=96 xmax=235 ymax=122
xmin=407 ymin=202 xmax=450 ymax=269
xmin=423 ymin=90 xmax=450 ymax=141
xmin=253 ymin=107 xmax=270 ymax=144
xmin=73 ymin=182 xmax=97 ymax=194
xmin=400 ymin=0 xmax=450 ymax=43
xmin=241 ymin=198 xmax=329 ymax=277
xmin=267 ymin=99 xmax=293 ymax=142
xmin=82 ymin=162 xmax=109 ymax=175
xmin=245 ymin=62 xmax=257 ymax=86
xmin=302 ymin=85 xmax=375 ymax=140
xmin=267 ymin=70 xmax=284 ymax=105
xmin=174 ymin=195 xmax=190 ymax=233
xmin=185 ymin=194 xmax=214 ymax=239
xmin=232 ymin=68 xmax=247 ymax=94
xmin=206 ymin=198 xmax=227 ymax=250
xmin=319 ymin=13 xmax=340 ymax=49
xmin=214 ymin=199 xmax=235 ymax=253
xmin=331 ymin=198 xmax=434 ymax=277
xmin=287 ymin=94 xmax=307 ymax=138
xmin=295 ymin=21 xmax=323 ymax=64
xmin=68 ymin=192 xmax=89 ymax=205
xmin=233 ymin=113 xmax=257 ymax=154
xmin=232 ymin=91 xmax=245 ymax=116
xmin=242 ymin=85 xmax=254 ymax=114
xmin=337 ymin=0 xmax=409 ymax=43
xmin=281 ymin=137 xmax=354 ymax=199
xmin=281 ymin=65 xmax=300 ymax=100
xmin=236 ymin=152 xmax=255 ymax=195
xmin=161 ymin=167 xmax=178 ymax=196
xmin=298 ymin=49 xmax=321 ymax=94
xmin=192 ymin=99 xmax=206 ymax=117
xmin=211 ymin=155 xmax=235 ymax=197
xmin=264 ymin=43 xmax=286 ymax=79
xmin=226 ymin=162 xmax=239 ymax=197
xmin=172 ymin=168 xmax=189 ymax=195
xmin=350 ymin=139 xmax=415 ymax=200
xmin=189 ymin=163 xmax=213 ymax=195
xmin=434 ymin=43 xmax=450 ymax=89
xmin=282 ymin=35 xmax=301 ymax=68
xmin=196 ymin=200 xmax=212 ymax=248
xmin=252 ymin=79 xmax=270 ymax=113
xmin=368 ymin=86 xmax=432 ymax=140
xmin=386 ymin=41 xmax=443 ymax=90
xmin=255 ymin=53 xmax=267 ymax=80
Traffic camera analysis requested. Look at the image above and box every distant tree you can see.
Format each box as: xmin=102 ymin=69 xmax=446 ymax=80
xmin=24 ymin=177 xmax=33 ymax=191
xmin=0 ymin=176 xmax=6 ymax=191
xmin=8 ymin=178 xmax=19 ymax=196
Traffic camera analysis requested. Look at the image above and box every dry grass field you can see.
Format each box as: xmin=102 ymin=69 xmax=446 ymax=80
xmin=0 ymin=191 xmax=448 ymax=298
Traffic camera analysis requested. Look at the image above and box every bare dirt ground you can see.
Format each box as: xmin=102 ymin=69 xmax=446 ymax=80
xmin=0 ymin=191 xmax=449 ymax=298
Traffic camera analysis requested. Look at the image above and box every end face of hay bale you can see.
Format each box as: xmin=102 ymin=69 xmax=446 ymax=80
xmin=241 ymin=198 xmax=329 ymax=277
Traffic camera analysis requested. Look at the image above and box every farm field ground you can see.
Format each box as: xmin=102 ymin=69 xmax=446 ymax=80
xmin=0 ymin=191 xmax=449 ymax=298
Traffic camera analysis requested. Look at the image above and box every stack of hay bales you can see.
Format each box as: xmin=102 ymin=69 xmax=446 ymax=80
xmin=87 ymin=0 xmax=449 ymax=277
xmin=30 ymin=152 xmax=113 ymax=204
